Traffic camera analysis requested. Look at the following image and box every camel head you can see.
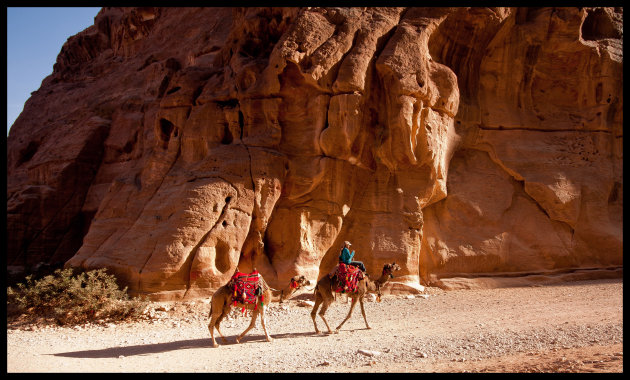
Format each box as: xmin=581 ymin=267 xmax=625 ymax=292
xmin=289 ymin=275 xmax=311 ymax=290
xmin=279 ymin=275 xmax=311 ymax=303
xmin=371 ymin=262 xmax=401 ymax=303
xmin=382 ymin=262 xmax=401 ymax=279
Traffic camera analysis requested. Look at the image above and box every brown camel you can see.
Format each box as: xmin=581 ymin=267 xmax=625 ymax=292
xmin=311 ymin=262 xmax=401 ymax=334
xmin=208 ymin=274 xmax=310 ymax=347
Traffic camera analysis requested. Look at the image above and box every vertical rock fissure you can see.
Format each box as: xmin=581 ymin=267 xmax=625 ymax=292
xmin=373 ymin=25 xmax=398 ymax=64
xmin=238 ymin=110 xmax=244 ymax=140
xmin=330 ymin=28 xmax=362 ymax=90
xmin=134 ymin=142 xmax=182 ymax=277
xmin=138 ymin=238 xmax=161 ymax=294
xmin=243 ymin=144 xmax=256 ymax=195
xmin=182 ymin=196 xmax=233 ymax=297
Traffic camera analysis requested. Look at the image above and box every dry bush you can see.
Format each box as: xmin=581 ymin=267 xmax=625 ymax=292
xmin=7 ymin=268 xmax=148 ymax=326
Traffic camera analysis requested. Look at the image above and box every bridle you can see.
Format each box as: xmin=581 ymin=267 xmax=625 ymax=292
xmin=275 ymin=277 xmax=313 ymax=303
xmin=382 ymin=265 xmax=395 ymax=280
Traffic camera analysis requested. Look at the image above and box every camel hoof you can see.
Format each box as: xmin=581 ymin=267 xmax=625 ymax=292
xmin=366 ymin=326 xmax=372 ymax=330
xmin=266 ymin=337 xmax=273 ymax=343
xmin=212 ymin=343 xmax=219 ymax=348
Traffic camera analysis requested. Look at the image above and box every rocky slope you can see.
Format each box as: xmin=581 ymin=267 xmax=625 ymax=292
xmin=7 ymin=7 xmax=623 ymax=299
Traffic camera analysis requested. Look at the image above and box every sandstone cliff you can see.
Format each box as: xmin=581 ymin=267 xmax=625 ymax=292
xmin=7 ymin=7 xmax=623 ymax=299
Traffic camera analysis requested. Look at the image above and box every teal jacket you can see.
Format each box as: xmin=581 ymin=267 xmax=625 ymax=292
xmin=339 ymin=247 xmax=355 ymax=264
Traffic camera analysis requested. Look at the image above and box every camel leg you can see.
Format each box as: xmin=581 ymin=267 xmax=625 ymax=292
xmin=311 ymin=291 xmax=324 ymax=334
xmin=214 ymin=306 xmax=231 ymax=343
xmin=208 ymin=320 xmax=219 ymax=347
xmin=259 ymin=304 xmax=273 ymax=342
xmin=359 ymin=297 xmax=371 ymax=329
xmin=236 ymin=308 xmax=259 ymax=344
xmin=318 ymin=299 xmax=335 ymax=334
xmin=208 ymin=305 xmax=224 ymax=348
xmin=335 ymin=296 xmax=359 ymax=332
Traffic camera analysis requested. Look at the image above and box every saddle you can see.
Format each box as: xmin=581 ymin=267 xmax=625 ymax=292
xmin=228 ymin=270 xmax=263 ymax=308
xmin=330 ymin=263 xmax=364 ymax=294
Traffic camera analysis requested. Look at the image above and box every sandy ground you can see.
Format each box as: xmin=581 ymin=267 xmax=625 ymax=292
xmin=6 ymin=278 xmax=622 ymax=373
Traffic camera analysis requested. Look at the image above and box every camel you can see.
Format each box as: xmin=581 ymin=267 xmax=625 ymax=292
xmin=311 ymin=262 xmax=401 ymax=334
xmin=208 ymin=273 xmax=310 ymax=347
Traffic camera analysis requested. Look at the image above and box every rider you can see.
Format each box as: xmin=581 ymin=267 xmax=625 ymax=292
xmin=339 ymin=241 xmax=366 ymax=272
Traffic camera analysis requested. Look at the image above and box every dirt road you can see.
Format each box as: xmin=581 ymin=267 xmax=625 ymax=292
xmin=7 ymin=278 xmax=623 ymax=372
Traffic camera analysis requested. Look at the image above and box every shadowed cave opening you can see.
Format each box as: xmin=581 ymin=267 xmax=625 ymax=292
xmin=608 ymin=182 xmax=622 ymax=203
xmin=214 ymin=239 xmax=232 ymax=274
xmin=216 ymin=99 xmax=239 ymax=108
xmin=17 ymin=140 xmax=40 ymax=166
xmin=221 ymin=123 xmax=233 ymax=144
xmin=581 ymin=8 xmax=621 ymax=41
xmin=238 ymin=110 xmax=244 ymax=140
xmin=159 ymin=118 xmax=175 ymax=148
xmin=166 ymin=86 xmax=181 ymax=95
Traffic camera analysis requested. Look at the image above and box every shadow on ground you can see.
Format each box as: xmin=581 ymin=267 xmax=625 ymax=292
xmin=51 ymin=331 xmax=320 ymax=358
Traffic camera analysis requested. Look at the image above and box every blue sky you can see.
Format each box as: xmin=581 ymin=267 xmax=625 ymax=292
xmin=7 ymin=7 xmax=102 ymax=135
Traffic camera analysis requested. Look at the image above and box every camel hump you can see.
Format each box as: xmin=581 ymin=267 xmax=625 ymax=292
xmin=229 ymin=270 xmax=265 ymax=305
xmin=331 ymin=263 xmax=364 ymax=293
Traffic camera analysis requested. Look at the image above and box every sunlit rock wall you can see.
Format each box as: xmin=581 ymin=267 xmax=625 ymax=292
xmin=7 ymin=7 xmax=622 ymax=298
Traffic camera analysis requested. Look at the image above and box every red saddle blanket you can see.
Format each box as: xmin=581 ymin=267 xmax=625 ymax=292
xmin=331 ymin=263 xmax=364 ymax=293
xmin=228 ymin=270 xmax=262 ymax=306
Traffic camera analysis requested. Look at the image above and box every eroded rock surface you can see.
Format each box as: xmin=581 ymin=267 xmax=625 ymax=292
xmin=7 ymin=7 xmax=623 ymax=299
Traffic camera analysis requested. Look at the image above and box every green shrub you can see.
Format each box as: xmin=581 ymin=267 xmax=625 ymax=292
xmin=7 ymin=268 xmax=148 ymax=326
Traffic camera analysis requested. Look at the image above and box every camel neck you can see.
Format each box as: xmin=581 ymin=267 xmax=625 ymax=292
xmin=271 ymin=285 xmax=294 ymax=303
xmin=375 ymin=273 xmax=390 ymax=285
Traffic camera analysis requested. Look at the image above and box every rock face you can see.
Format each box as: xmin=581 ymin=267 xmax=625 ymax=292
xmin=7 ymin=7 xmax=623 ymax=299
